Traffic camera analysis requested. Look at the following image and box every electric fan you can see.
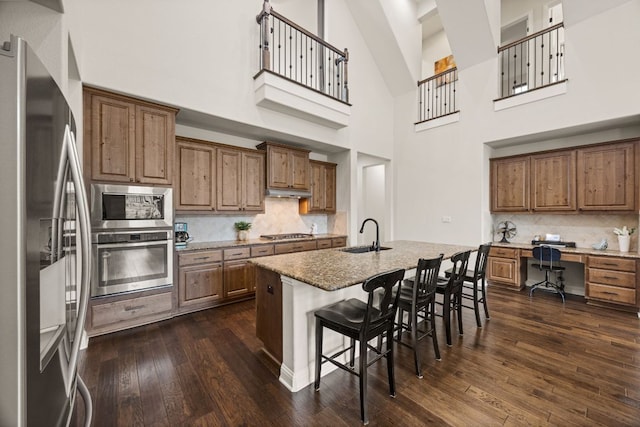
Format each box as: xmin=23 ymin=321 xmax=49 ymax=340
xmin=496 ymin=221 xmax=517 ymax=243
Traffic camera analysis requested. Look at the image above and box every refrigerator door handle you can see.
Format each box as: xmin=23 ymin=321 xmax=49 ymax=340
xmin=60 ymin=125 xmax=92 ymax=395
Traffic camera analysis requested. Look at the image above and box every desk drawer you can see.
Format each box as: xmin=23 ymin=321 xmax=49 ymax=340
xmin=588 ymin=268 xmax=636 ymax=288
xmin=587 ymin=283 xmax=636 ymax=305
xmin=489 ymin=247 xmax=518 ymax=258
xmin=179 ymin=250 xmax=223 ymax=266
xmin=588 ymin=256 xmax=636 ymax=272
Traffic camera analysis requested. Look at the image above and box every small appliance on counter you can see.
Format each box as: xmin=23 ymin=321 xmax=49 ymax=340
xmin=175 ymin=222 xmax=191 ymax=248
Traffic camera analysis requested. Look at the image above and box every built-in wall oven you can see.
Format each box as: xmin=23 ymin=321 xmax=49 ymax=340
xmin=90 ymin=184 xmax=174 ymax=297
xmin=91 ymin=229 xmax=174 ymax=297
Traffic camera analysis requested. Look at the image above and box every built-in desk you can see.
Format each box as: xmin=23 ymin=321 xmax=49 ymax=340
xmin=487 ymin=243 xmax=640 ymax=315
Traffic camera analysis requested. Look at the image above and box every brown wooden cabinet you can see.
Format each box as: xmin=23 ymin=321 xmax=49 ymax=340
xmin=257 ymin=142 xmax=310 ymax=190
xmin=217 ymin=147 xmax=265 ymax=212
xmin=299 ymin=160 xmax=337 ymax=214
xmin=84 ymin=87 xmax=176 ymax=185
xmin=490 ymin=156 xmax=530 ymax=212
xmin=586 ymin=255 xmax=638 ymax=307
xmin=486 ymin=247 xmax=524 ymax=289
xmin=177 ymin=250 xmax=224 ymax=311
xmin=531 ymin=150 xmax=576 ymax=212
xmin=175 ymin=137 xmax=216 ymax=211
xmin=223 ymin=247 xmax=255 ymax=298
xmin=255 ymin=266 xmax=283 ymax=363
xmin=577 ymin=142 xmax=635 ymax=211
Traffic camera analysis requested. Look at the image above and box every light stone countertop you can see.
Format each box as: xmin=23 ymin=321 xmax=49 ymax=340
xmin=175 ymin=234 xmax=346 ymax=252
xmin=492 ymin=242 xmax=640 ymax=259
xmin=249 ymin=240 xmax=476 ymax=291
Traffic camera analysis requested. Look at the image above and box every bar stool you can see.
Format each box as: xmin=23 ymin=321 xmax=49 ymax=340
xmin=435 ymin=250 xmax=471 ymax=346
xmin=395 ymin=255 xmax=443 ymax=378
xmin=444 ymin=243 xmax=492 ymax=327
xmin=314 ymin=268 xmax=405 ymax=425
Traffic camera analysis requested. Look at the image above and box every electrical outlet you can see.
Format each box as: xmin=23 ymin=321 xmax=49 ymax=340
xmin=441 ymin=216 xmax=452 ymax=223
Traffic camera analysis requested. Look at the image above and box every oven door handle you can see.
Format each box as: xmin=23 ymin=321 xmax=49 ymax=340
xmin=94 ymin=240 xmax=170 ymax=249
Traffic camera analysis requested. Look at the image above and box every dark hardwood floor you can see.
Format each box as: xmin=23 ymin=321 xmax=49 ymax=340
xmin=74 ymin=287 xmax=640 ymax=426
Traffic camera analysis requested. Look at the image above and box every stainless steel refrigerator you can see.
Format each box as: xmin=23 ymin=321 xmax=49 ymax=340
xmin=0 ymin=36 xmax=93 ymax=426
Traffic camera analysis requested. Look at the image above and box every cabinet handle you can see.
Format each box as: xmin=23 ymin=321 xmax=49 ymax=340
xmin=129 ymin=178 xmax=134 ymax=182
xmin=194 ymin=256 xmax=211 ymax=261
xmin=602 ymin=263 xmax=617 ymax=266
xmin=124 ymin=305 xmax=145 ymax=311
xmin=603 ymin=276 xmax=618 ymax=280
xmin=231 ymin=252 xmax=243 ymax=256
xmin=601 ymin=291 xmax=617 ymax=295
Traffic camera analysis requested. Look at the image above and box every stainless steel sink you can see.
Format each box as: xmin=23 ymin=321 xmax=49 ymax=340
xmin=340 ymin=246 xmax=392 ymax=254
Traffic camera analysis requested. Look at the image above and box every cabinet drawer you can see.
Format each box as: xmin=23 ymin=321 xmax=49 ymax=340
xmin=588 ymin=256 xmax=636 ymax=272
xmin=587 ymin=283 xmax=636 ymax=305
xmin=179 ymin=250 xmax=222 ymax=266
xmin=251 ymin=244 xmax=274 ymax=257
xmin=91 ymin=292 xmax=172 ymax=329
xmin=489 ymin=247 xmax=518 ymax=258
xmin=274 ymin=240 xmax=317 ymax=254
xmin=588 ymin=268 xmax=636 ymax=288
xmin=224 ymin=247 xmax=251 ymax=260
xmin=316 ymin=239 xmax=332 ymax=249
xmin=332 ymin=237 xmax=347 ymax=248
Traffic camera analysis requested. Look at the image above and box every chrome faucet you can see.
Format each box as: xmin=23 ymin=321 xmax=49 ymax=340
xmin=359 ymin=218 xmax=380 ymax=252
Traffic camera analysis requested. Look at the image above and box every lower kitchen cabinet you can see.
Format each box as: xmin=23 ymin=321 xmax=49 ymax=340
xmin=87 ymin=288 xmax=173 ymax=337
xmin=255 ymin=266 xmax=283 ymax=363
xmin=224 ymin=259 xmax=256 ymax=298
xmin=177 ymin=249 xmax=224 ymax=313
xmin=486 ymin=247 xmax=524 ymax=290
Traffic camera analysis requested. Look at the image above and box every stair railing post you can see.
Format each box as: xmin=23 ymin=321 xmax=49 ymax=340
xmin=256 ymin=0 xmax=272 ymax=71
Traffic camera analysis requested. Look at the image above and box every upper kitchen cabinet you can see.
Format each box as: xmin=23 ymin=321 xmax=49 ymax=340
xmin=530 ymin=150 xmax=576 ymax=212
xmin=257 ymin=142 xmax=310 ymax=191
xmin=83 ymin=87 xmax=177 ymax=185
xmin=175 ymin=137 xmax=216 ymax=211
xmin=577 ymin=142 xmax=636 ymax=211
xmin=216 ymin=146 xmax=265 ymax=212
xmin=490 ymin=156 xmax=530 ymax=212
xmin=299 ymin=160 xmax=337 ymax=214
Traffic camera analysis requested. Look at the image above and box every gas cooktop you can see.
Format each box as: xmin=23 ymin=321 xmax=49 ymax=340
xmin=260 ymin=233 xmax=314 ymax=240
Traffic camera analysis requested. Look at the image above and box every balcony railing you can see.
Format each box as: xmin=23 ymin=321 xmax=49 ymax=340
xmin=497 ymin=23 xmax=566 ymax=99
xmin=256 ymin=1 xmax=349 ymax=103
xmin=416 ymin=67 xmax=459 ymax=124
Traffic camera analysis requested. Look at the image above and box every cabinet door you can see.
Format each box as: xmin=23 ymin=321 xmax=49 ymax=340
xmin=324 ymin=163 xmax=337 ymax=213
xmin=178 ymin=262 xmax=223 ymax=308
xmin=255 ymin=267 xmax=283 ymax=363
xmin=486 ymin=257 xmax=519 ymax=288
xmin=224 ymin=259 xmax=255 ymax=298
xmin=267 ymin=145 xmax=291 ymax=189
xmin=216 ymin=147 xmax=243 ymax=211
xmin=90 ymin=93 xmax=136 ymax=183
xmin=135 ymin=105 xmax=174 ymax=185
xmin=309 ymin=161 xmax=325 ymax=211
xmin=242 ymin=151 xmax=265 ymax=211
xmin=577 ymin=142 xmax=635 ymax=211
xmin=531 ymin=150 xmax=576 ymax=211
xmin=490 ymin=157 xmax=530 ymax=212
xmin=175 ymin=140 xmax=216 ymax=211
xmin=291 ymin=149 xmax=310 ymax=190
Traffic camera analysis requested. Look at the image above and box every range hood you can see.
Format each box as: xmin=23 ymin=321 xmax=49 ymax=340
xmin=265 ymin=188 xmax=312 ymax=199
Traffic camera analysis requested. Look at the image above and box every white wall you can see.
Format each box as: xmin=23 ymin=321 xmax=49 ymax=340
xmin=421 ymin=29 xmax=452 ymax=77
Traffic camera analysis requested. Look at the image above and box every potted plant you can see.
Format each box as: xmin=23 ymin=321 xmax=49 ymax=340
xmin=613 ymin=226 xmax=635 ymax=252
xmin=234 ymin=221 xmax=252 ymax=241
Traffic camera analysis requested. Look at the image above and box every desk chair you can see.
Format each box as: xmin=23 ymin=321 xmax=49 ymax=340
xmin=530 ymin=245 xmax=566 ymax=303
xmin=314 ymin=268 xmax=405 ymax=425
xmin=435 ymin=250 xmax=471 ymax=346
xmin=395 ymin=255 xmax=443 ymax=378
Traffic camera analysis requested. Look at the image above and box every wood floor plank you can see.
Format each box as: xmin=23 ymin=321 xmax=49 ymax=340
xmin=76 ymin=286 xmax=640 ymax=426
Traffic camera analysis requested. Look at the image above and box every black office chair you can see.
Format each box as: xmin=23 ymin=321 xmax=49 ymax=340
xmin=444 ymin=243 xmax=492 ymax=327
xmin=530 ymin=245 xmax=565 ymax=303
xmin=435 ymin=250 xmax=471 ymax=346
xmin=395 ymin=255 xmax=443 ymax=378
xmin=314 ymin=268 xmax=405 ymax=425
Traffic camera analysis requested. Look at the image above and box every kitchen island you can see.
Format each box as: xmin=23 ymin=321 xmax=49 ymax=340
xmin=250 ymin=240 xmax=475 ymax=392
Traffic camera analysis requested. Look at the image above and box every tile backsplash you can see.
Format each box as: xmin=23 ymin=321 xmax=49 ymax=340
xmin=492 ymin=213 xmax=640 ymax=252
xmin=177 ymin=198 xmax=346 ymax=242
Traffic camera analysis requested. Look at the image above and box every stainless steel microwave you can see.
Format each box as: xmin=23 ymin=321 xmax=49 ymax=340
xmin=91 ymin=183 xmax=173 ymax=229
